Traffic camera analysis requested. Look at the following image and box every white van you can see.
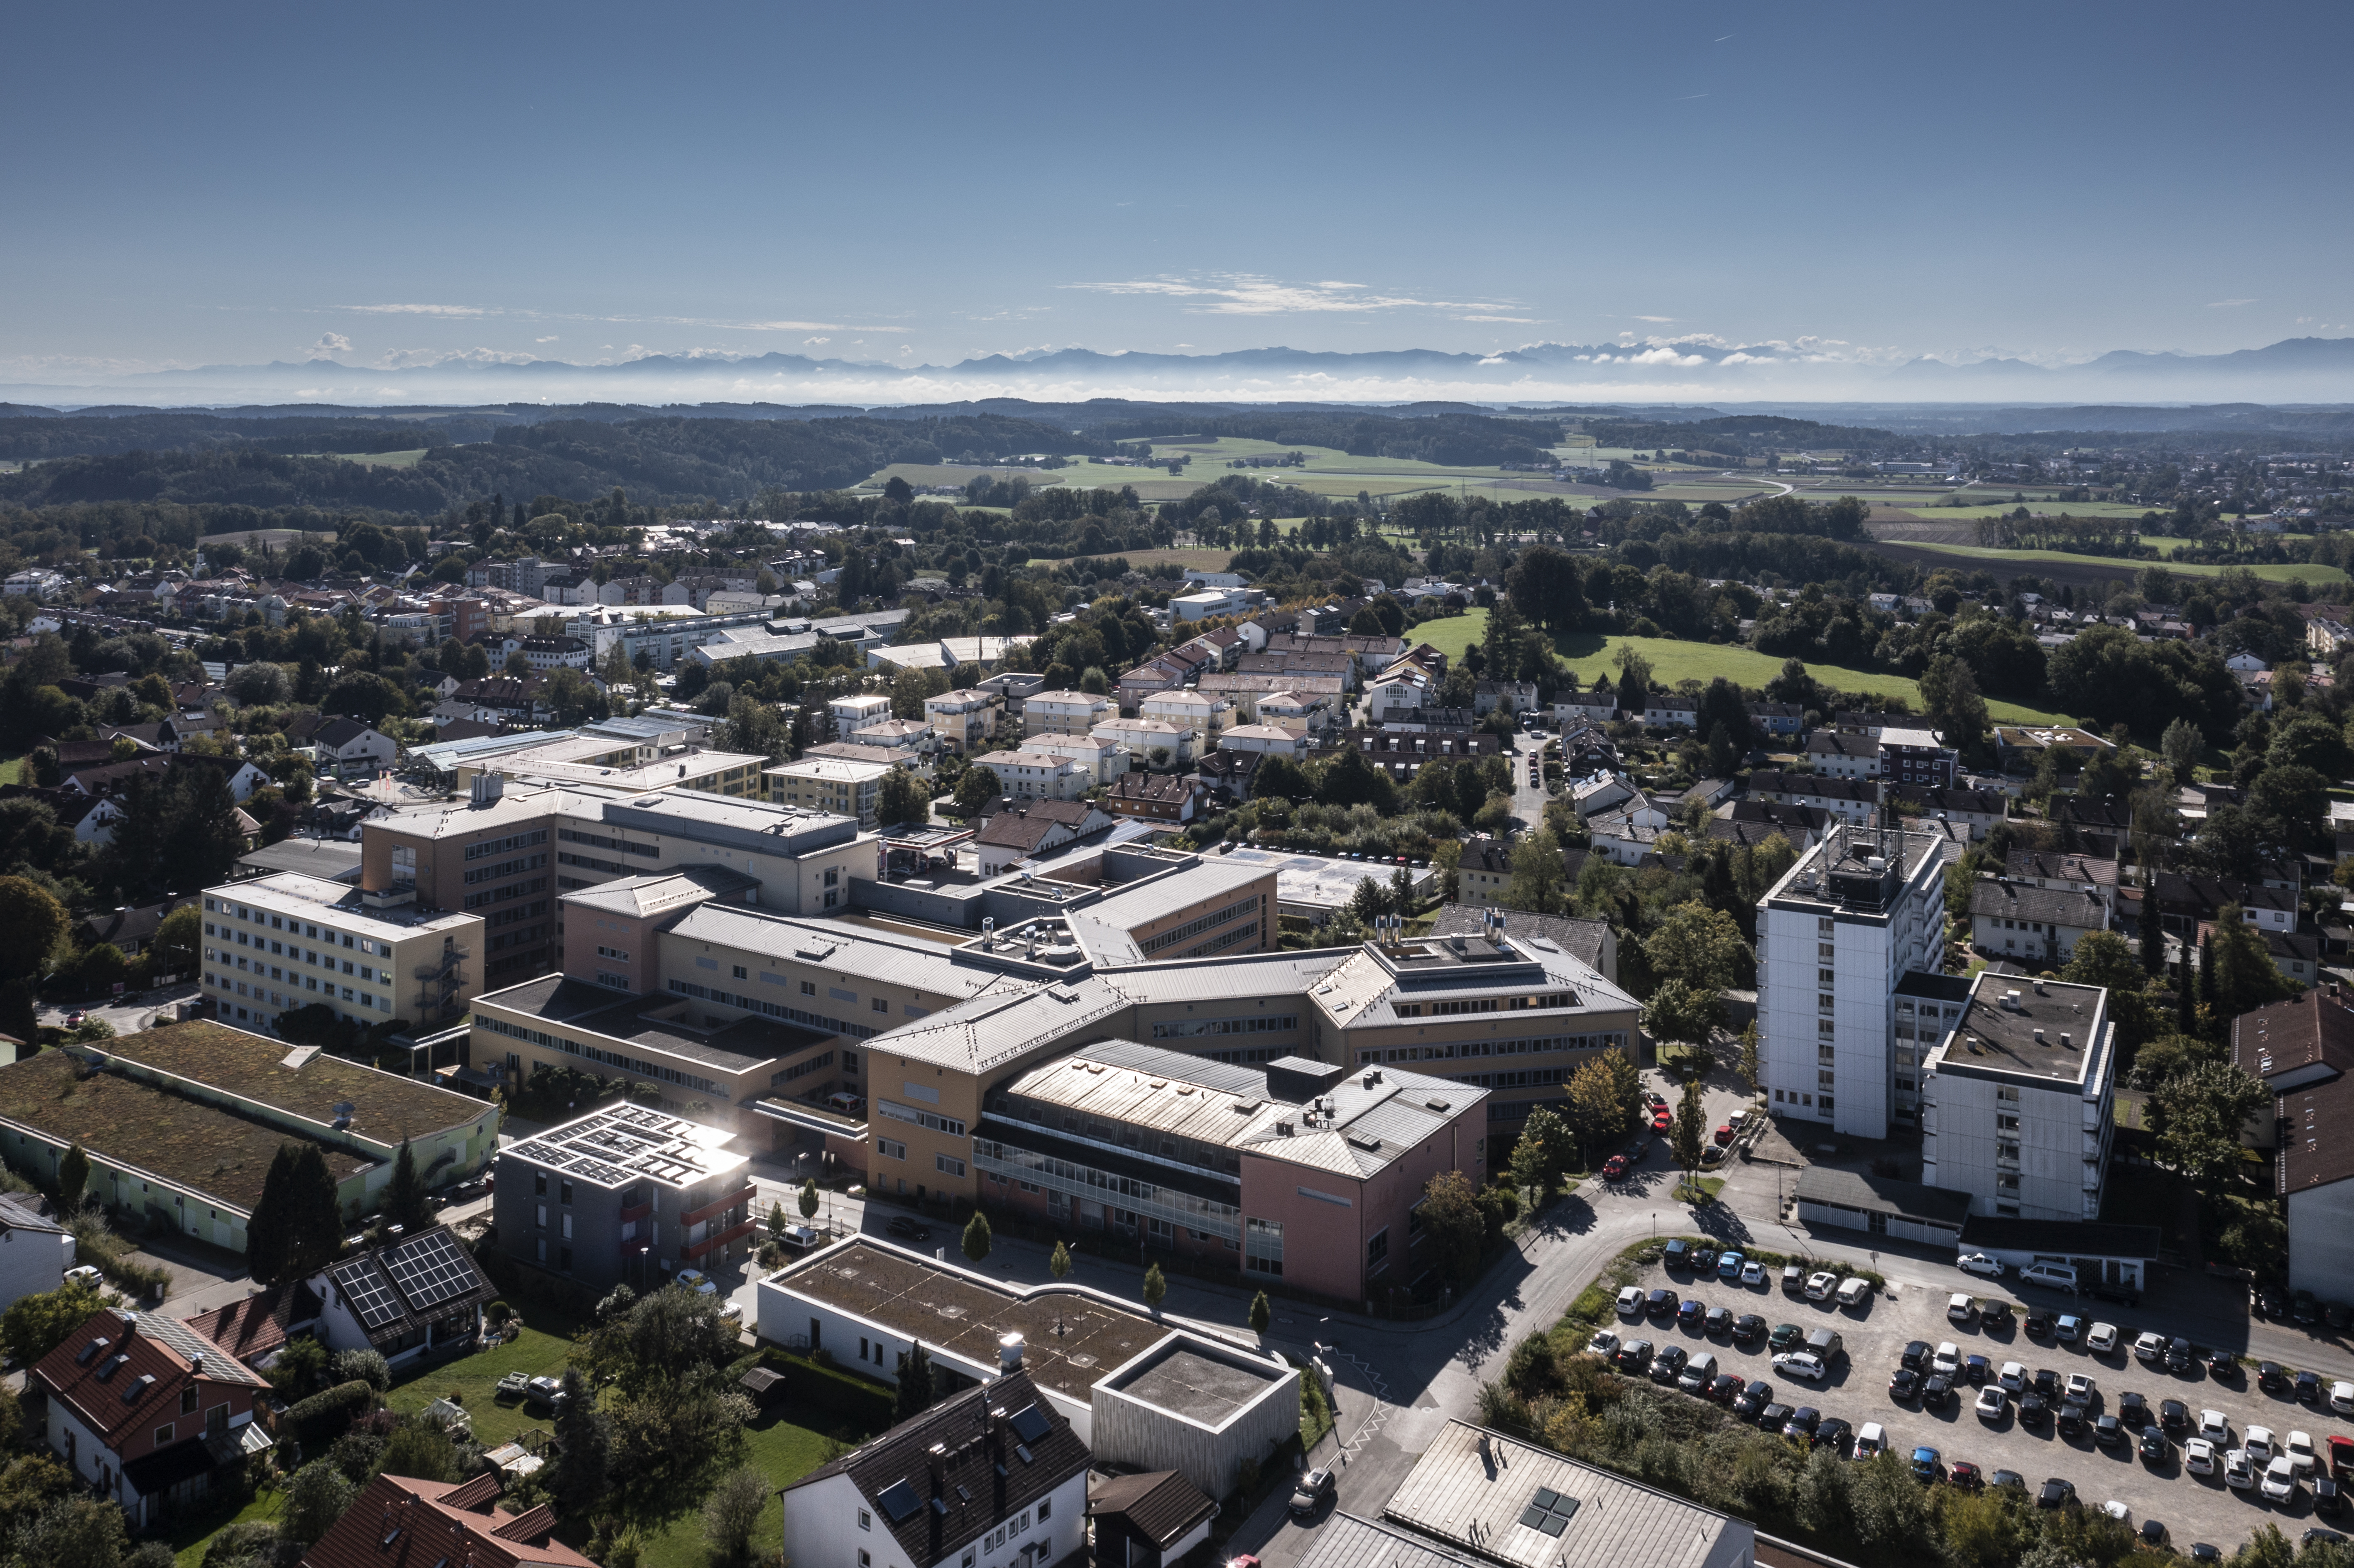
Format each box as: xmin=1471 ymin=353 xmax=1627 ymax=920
xmin=1836 ymin=1277 xmax=1873 ymax=1308
xmin=2019 ymin=1262 xmax=2079 ymax=1292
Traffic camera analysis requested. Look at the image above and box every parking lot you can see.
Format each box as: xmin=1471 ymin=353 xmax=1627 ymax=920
xmin=1607 ymin=1250 xmax=2354 ymax=1554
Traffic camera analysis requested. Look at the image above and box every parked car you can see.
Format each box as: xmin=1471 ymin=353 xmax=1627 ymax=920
xmin=1650 ymin=1345 xmax=1690 ymax=1385
xmin=1932 ymin=1342 xmax=1962 ymax=1376
xmin=1981 ymin=1300 xmax=2015 ymax=1331
xmin=2086 ymin=1322 xmax=2119 ymax=1354
xmin=1950 ymin=1460 xmax=1983 ymax=1490
xmin=1999 ymin=1362 xmax=2027 ymax=1393
xmin=1947 ymin=1293 xmax=1978 ymax=1324
xmin=1677 ymin=1298 xmax=1705 ymax=1328
xmin=1706 ymin=1372 xmax=1744 ymax=1403
xmin=886 ymin=1216 xmax=933 ymax=1244
xmin=1601 ymin=1155 xmax=1629 ymax=1180
xmin=2224 ymin=1450 xmax=2256 ymax=1491
xmin=1289 ymin=1468 xmax=1336 ymax=1518
xmin=2038 ymin=1477 xmax=2076 ymax=1509
xmin=2199 ymin=1409 xmax=2232 ymax=1446
xmin=2288 ymin=1431 xmax=2319 ymax=1476
xmin=1836 ymin=1277 xmax=1872 ymax=1309
xmin=2160 ymin=1399 xmax=2190 ymax=1432
xmin=1733 ymin=1314 xmax=1766 ymax=1343
xmin=1922 ymin=1375 xmax=1957 ymax=1410
xmin=1958 ymin=1252 xmax=2006 ymax=1279
xmin=675 ymin=1268 xmax=718 ymax=1296
xmin=1586 ymin=1328 xmax=1619 ymax=1358
xmin=2185 ymin=1438 xmax=2217 ymax=1476
xmin=2299 ymin=1371 xmax=2325 ymax=1406
xmin=1740 ymin=1260 xmax=1766 ymax=1287
xmin=1712 ymin=1123 xmax=1735 ymax=1146
xmin=2141 ymin=1429 xmax=2173 ymax=1465
xmin=1782 ymin=1406 xmax=1821 ymax=1441
xmin=1773 ymin=1351 xmax=1828 ymax=1383
xmin=2117 ymin=1391 xmax=2148 ymax=1427
xmin=1805 ymin=1271 xmax=1838 ymax=1301
xmin=2263 ymin=1457 xmax=2302 ymax=1504
xmin=1854 ymin=1422 xmax=1887 ymax=1460
xmin=2064 ymin=1372 xmax=2096 ymax=1407
xmin=2053 ymin=1314 xmax=2084 ymax=1343
xmin=1814 ymin=1417 xmax=1852 ymax=1454
xmin=2025 ymin=1310 xmax=2054 ymax=1338
xmin=1901 ymin=1339 xmax=1930 ymax=1370
xmin=1911 ymin=1447 xmax=1941 ymax=1483
xmin=1889 ymin=1368 xmax=1921 ymax=1401
xmin=1733 ymin=1380 xmax=1772 ymax=1418
xmin=1645 ymin=1288 xmax=1676 ymax=1318
xmin=1615 ymin=1287 xmax=1644 ymax=1315
xmin=1616 ymin=1340 xmax=1653 ymax=1372
xmin=1704 ymin=1306 xmax=1733 ymax=1336
xmin=1963 ymin=1353 xmax=1991 ymax=1387
xmin=1976 ymin=1386 xmax=2009 ymax=1421
xmin=1717 ymin=1250 xmax=1744 ymax=1280
xmin=2133 ymin=1331 xmax=2168 ymax=1365
xmin=1769 ymin=1323 xmax=1805 ymax=1352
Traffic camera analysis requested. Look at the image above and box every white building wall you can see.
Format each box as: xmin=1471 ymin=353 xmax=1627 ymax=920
xmin=1923 ymin=1025 xmax=2113 ymax=1222
xmin=0 ymin=1225 xmax=73 ymax=1307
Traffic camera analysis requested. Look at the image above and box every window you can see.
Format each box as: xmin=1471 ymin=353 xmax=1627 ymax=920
xmin=1367 ymin=1228 xmax=1389 ymax=1270
xmin=733 ymin=965 xmax=747 ymax=980
xmin=559 ymin=1180 xmax=573 ymax=1206
xmin=857 ymin=1512 xmax=870 ymax=1534
xmin=877 ymin=1138 xmax=906 ymax=1161
xmin=154 ymin=1424 xmax=174 ymax=1448
xmin=1245 ymin=1216 xmax=1284 ymax=1276
xmin=536 ymin=1204 xmax=548 ymax=1228
xmin=561 ymin=1214 xmax=574 ymax=1239
xmin=935 ymin=1153 xmax=967 ymax=1179
xmin=181 ymin=1386 xmax=198 ymax=1415
xmin=1818 ymin=1045 xmax=1836 ymax=1064
xmin=1818 ymin=967 xmax=1834 ymax=984
xmin=1038 ymin=1499 xmax=1051 ymax=1522
xmin=873 ymin=997 xmax=889 ymax=1013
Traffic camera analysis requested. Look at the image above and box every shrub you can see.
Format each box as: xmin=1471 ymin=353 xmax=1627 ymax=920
xmin=484 ymin=1299 xmax=514 ymax=1328
xmin=331 ymin=1348 xmax=392 ymax=1392
xmin=201 ymin=1521 xmax=280 ymax=1568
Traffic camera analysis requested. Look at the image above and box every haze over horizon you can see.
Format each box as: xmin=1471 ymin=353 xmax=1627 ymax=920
xmin=5 ymin=1 xmax=2351 ymax=407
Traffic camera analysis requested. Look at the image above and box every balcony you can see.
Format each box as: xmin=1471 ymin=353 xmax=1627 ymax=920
xmin=620 ymin=1200 xmax=652 ymax=1225
xmin=681 ymin=1217 xmax=758 ymax=1262
xmin=681 ymin=1184 xmax=757 ymax=1229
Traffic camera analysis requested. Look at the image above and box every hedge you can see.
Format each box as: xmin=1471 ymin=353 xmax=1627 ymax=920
xmin=284 ymin=1379 xmax=374 ymax=1443
xmin=749 ymin=1348 xmax=895 ymax=1436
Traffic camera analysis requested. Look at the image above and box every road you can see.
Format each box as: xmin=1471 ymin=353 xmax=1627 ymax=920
xmin=1507 ymin=729 xmax=1553 ymax=833
xmin=37 ymin=980 xmax=203 ymax=1039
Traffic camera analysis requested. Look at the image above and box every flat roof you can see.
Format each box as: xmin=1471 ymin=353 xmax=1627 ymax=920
xmin=1935 ymin=973 xmax=2110 ymax=1087
xmin=767 ymin=1238 xmax=1169 ymax=1404
xmin=558 ymin=865 xmax=759 ymax=919
xmin=474 ymin=974 xmax=833 ymax=1074
xmin=501 ymin=1104 xmax=746 ymax=1192
xmin=1217 ymin=845 xmax=1417 ymax=913
xmin=1288 ymin=1513 xmax=1474 ymax=1568
xmin=0 ymin=1048 xmax=371 ymax=1214
xmin=1795 ymin=1165 xmax=1972 ymax=1224
xmin=1063 ymin=860 xmax=1273 ymax=965
xmin=1113 ymin=1345 xmax=1283 ymax=1426
xmin=218 ymin=871 xmax=478 ymax=938
xmin=235 ymin=837 xmax=363 ymax=881
xmin=1763 ymin=823 xmax=1942 ymax=917
xmin=88 ymin=1020 xmax=487 ymax=1140
xmin=1384 ymin=1420 xmax=1743 ymax=1568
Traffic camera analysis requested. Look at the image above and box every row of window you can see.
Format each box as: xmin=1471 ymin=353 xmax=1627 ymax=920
xmin=772 ymin=1051 xmax=836 ymax=1089
xmin=204 ymin=898 xmax=385 ymax=957
xmin=666 ymin=978 xmax=879 ymax=1040
xmin=462 ymin=852 xmax=546 ymax=886
xmin=463 ymin=876 xmax=547 ymax=910
xmin=1394 ymin=992 xmax=1575 ymax=1018
xmin=206 ymin=927 xmax=386 ymax=983
xmin=1356 ymin=1032 xmax=1628 ymax=1067
xmin=1139 ymin=895 xmax=1262 ymax=956
xmin=206 ymin=971 xmax=383 ymax=1013
xmin=973 ymin=1139 xmax=1241 ymax=1228
xmin=877 ymin=1099 xmax=968 ymax=1138
xmin=556 ymin=827 xmax=656 ymax=857
xmin=472 ymin=1013 xmax=730 ymax=1097
xmin=465 ymin=828 xmax=549 ymax=861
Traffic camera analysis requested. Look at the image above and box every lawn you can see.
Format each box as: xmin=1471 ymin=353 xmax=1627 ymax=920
xmin=378 ymin=1303 xmax=583 ymax=1448
xmin=1409 ymin=608 xmax=1488 ymax=664
xmin=636 ymin=1411 xmax=840 ymax=1568
xmin=300 ymin=449 xmax=428 ymax=469
xmin=0 ymin=750 xmax=23 ymax=787
xmin=1882 ymin=539 xmax=2345 ymax=586
xmin=1550 ymin=634 xmax=2078 ymax=726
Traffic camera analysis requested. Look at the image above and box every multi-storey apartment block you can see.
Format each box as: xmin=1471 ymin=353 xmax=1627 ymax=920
xmin=1920 ymin=973 xmax=2116 ymax=1222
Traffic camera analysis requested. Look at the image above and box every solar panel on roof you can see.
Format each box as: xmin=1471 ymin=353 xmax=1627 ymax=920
xmin=331 ymin=1260 xmax=403 ymax=1330
xmin=383 ymin=1230 xmax=478 ymax=1313
xmin=1008 ymin=1404 xmax=1051 ymax=1443
xmin=568 ymin=1157 xmax=629 ymax=1186
xmin=877 ymin=1479 xmax=923 ymax=1523
xmin=511 ymin=1140 xmax=570 ymax=1165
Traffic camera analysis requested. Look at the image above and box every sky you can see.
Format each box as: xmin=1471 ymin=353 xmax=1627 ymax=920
xmin=3 ymin=0 xmax=2350 ymax=400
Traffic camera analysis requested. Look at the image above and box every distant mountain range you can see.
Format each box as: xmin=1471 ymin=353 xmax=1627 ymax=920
xmin=7 ymin=335 xmax=2354 ymax=409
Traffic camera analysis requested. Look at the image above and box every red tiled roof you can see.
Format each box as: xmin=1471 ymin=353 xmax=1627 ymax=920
xmin=183 ymin=1283 xmax=321 ymax=1363
xmin=32 ymin=1309 xmax=264 ymax=1446
xmin=302 ymin=1473 xmax=598 ymax=1568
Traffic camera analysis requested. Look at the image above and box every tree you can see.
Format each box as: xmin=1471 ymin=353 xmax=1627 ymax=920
xmin=0 ymin=1279 xmax=106 ymax=1369
xmin=2161 ymin=717 xmax=2204 ymax=785
xmin=18 ymin=1495 xmax=128 ymax=1568
xmin=894 ymin=1342 xmax=937 ymax=1421
xmin=1643 ymin=979 xmax=1721 ymax=1054
xmin=0 ymin=877 xmax=69 ymax=986
xmin=385 ymin=1137 xmax=431 ymax=1233
xmin=1736 ymin=1020 xmax=1760 ymax=1088
xmin=799 ymin=1178 xmax=820 ymax=1221
xmin=281 ymin=1461 xmax=356 ymax=1548
xmin=1504 ymin=545 xmax=1586 ymax=633
xmin=1644 ymin=899 xmax=1749 ymax=994
xmin=2211 ymin=906 xmax=2296 ymax=1016
xmin=2152 ymin=1059 xmax=2266 ymax=1187
xmin=1142 ymin=1263 xmax=1167 ymax=1312
xmin=149 ymin=905 xmax=201 ymax=981
xmin=1049 ymin=1241 xmax=1072 ymax=1281
xmin=1502 ymin=828 xmax=1568 ymax=914
xmin=1917 ymin=653 xmax=1989 ymax=754
xmin=1418 ymin=1170 xmax=1487 ymax=1284
xmin=544 ymin=1368 xmax=611 ymax=1519
xmin=1511 ymin=1106 xmax=1573 ymax=1198
xmin=961 ymin=1210 xmax=992 ymax=1264
xmin=766 ymin=1201 xmax=788 ymax=1242
xmin=701 ymin=1463 xmax=772 ymax=1568
xmin=1671 ymin=1078 xmax=1707 ymax=1198
xmin=56 ymin=1145 xmax=88 ymax=1214
xmin=877 ymin=765 xmax=931 ymax=829
xmin=951 ymin=764 xmax=1004 ymax=818
xmin=1249 ymin=1291 xmax=1271 ymax=1336
xmin=247 ymin=1143 xmax=342 ymax=1286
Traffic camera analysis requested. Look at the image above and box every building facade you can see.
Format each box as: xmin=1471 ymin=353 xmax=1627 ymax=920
xmin=1756 ymin=826 xmax=1947 ymax=1139
xmin=492 ymin=1106 xmax=756 ymax=1287
xmin=1920 ymin=973 xmax=2116 ymax=1223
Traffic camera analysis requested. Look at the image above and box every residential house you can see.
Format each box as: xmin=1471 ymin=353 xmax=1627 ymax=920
xmin=973 ymin=800 xmax=1116 ymax=875
xmin=1805 ymin=730 xmax=1880 ymax=780
xmin=1215 ymin=725 xmax=1307 ymax=761
xmin=1012 ymin=733 xmax=1126 ymax=785
xmin=2004 ymin=850 xmax=2121 ymax=920
xmin=1746 ymin=768 xmax=1876 ymax=827
xmin=1885 ymin=783 xmax=2009 ymax=840
xmin=766 ymin=758 xmax=891 ymax=827
xmin=1107 ymin=772 xmax=1203 ymax=824
xmin=1968 ymin=879 xmax=2109 ymax=965
xmin=1634 ymin=693 xmax=1699 ymax=729
xmin=1087 ymin=1472 xmax=1219 ymax=1568
xmin=1092 ymin=717 xmax=1193 ymax=766
xmin=33 ymin=1308 xmax=270 ymax=1527
xmin=308 ymin=718 xmax=399 ymax=778
xmin=923 ymin=689 xmax=1002 ymax=756
xmin=1472 ymin=680 xmax=1538 ymax=716
xmin=1026 ymin=691 xmax=1112 ymax=736
xmin=1993 ymin=726 xmax=2117 ymax=770
xmin=966 ymin=749 xmax=1094 ymax=803
xmin=1878 ymin=726 xmax=1956 ymax=790
xmin=2235 ymin=988 xmax=2354 ymax=1305
xmin=1709 ymin=799 xmax=1831 ymax=853
xmin=301 ymin=1472 xmax=599 ymax=1568
xmin=1555 ymin=688 xmax=1617 ymax=724
xmin=1570 ymin=770 xmax=1637 ymax=819
xmin=309 ymin=1225 xmax=494 ymax=1370
xmin=779 ymin=1368 xmax=1088 ymax=1568
xmin=2152 ymin=870 xmax=2300 ymax=935
xmin=1138 ymin=689 xmax=1230 ymax=743
xmin=0 ymin=1193 xmax=73 ymax=1308
xmin=1747 ymin=700 xmax=1805 ymax=738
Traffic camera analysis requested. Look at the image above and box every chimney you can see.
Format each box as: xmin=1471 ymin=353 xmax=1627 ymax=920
xmin=998 ymin=1333 xmax=1024 ymax=1371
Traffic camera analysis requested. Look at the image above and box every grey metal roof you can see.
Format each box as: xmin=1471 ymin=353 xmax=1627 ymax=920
xmin=1099 ymin=949 xmax=1348 ymax=1005
xmin=1968 ymin=878 xmax=2109 ymax=928
xmin=559 ymin=865 xmax=760 ymax=918
xmin=861 ymin=977 xmax=1130 ymax=1075
xmin=1383 ymin=1420 xmax=1743 ymax=1568
xmin=1064 ymin=860 xmax=1274 ymax=965
xmin=667 ymin=907 xmax=1007 ymax=1003
xmin=1793 ymin=1166 xmax=1972 ymax=1224
xmin=1426 ymin=906 xmax=1609 ymax=974
xmin=1308 ymin=937 xmax=1637 ymax=1032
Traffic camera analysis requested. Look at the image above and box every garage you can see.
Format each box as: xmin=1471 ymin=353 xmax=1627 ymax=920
xmin=1794 ymin=1166 xmax=1971 ymax=1248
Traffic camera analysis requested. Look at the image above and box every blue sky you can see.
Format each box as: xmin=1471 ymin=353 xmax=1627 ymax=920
xmin=3 ymin=0 xmax=2349 ymax=388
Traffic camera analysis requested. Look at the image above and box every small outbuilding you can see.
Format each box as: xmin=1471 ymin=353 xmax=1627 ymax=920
xmin=1088 ymin=1470 xmax=1218 ymax=1568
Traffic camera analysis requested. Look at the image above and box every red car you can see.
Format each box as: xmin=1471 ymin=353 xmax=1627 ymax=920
xmin=1601 ymin=1155 xmax=1629 ymax=1180
xmin=1713 ymin=1124 xmax=1735 ymax=1146
xmin=2330 ymin=1435 xmax=2354 ymax=1478
xmin=1651 ymin=1111 xmax=1672 ymax=1133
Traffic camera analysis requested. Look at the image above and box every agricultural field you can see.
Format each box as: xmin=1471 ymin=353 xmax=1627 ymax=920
xmin=298 ymin=448 xmax=428 ymax=468
xmin=1879 ymin=538 xmax=2344 ymax=586
xmin=852 ymin=462 xmax=1078 ymax=494
xmin=196 ymin=526 xmax=334 ymax=550
xmin=1879 ymin=498 xmax=2155 ymax=520
xmin=1550 ymin=634 xmax=2077 ymax=726
xmin=1093 ymin=546 xmax=1236 ymax=575
xmin=1409 ymin=608 xmax=1488 ymax=665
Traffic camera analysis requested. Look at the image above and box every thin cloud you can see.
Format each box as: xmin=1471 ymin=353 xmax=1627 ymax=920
xmin=347 ymin=303 xmax=487 ymax=317
xmin=310 ymin=333 xmax=352 ymax=357
xmin=1634 ymin=315 xmax=1679 ymax=323
xmin=1455 ymin=314 xmax=1537 ymax=324
xmin=1673 ymin=93 xmax=1709 ymax=100
xmin=1064 ymin=272 xmax=1516 ymax=318
xmin=2205 ymin=297 xmax=2257 ymax=308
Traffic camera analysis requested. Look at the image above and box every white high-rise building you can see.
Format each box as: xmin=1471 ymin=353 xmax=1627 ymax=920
xmin=1920 ymin=972 xmax=2116 ymax=1222
xmin=1756 ymin=825 xmax=1947 ymax=1140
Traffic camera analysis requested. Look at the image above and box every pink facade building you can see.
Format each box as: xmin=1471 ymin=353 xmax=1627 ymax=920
xmin=974 ymin=1041 xmax=1485 ymax=1305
